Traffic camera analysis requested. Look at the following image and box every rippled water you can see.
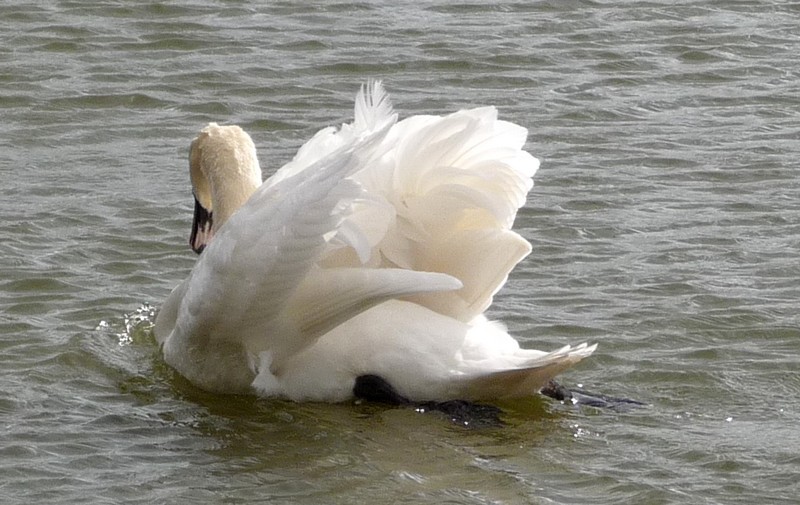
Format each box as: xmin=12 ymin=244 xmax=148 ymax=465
xmin=2 ymin=1 xmax=799 ymax=503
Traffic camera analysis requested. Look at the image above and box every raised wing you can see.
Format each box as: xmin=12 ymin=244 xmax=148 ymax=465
xmin=319 ymin=104 xmax=540 ymax=322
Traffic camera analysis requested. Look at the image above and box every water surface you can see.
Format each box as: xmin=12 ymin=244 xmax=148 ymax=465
xmin=2 ymin=1 xmax=799 ymax=503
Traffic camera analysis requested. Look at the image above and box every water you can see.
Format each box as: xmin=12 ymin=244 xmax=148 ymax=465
xmin=2 ymin=1 xmax=798 ymax=503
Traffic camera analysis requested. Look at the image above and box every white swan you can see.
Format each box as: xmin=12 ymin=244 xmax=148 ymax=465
xmin=154 ymin=81 xmax=595 ymax=403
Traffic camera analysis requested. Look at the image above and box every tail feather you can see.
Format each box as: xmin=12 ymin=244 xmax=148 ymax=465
xmin=460 ymin=344 xmax=597 ymax=400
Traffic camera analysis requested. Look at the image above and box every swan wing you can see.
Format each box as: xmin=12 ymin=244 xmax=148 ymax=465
xmin=339 ymin=106 xmax=540 ymax=321
xmin=155 ymin=136 xmax=373 ymax=389
xmin=263 ymin=85 xmax=540 ymax=324
xmin=172 ymin=138 xmax=370 ymax=342
xmin=263 ymin=80 xmax=397 ymax=192
xmin=284 ymin=268 xmax=462 ymax=351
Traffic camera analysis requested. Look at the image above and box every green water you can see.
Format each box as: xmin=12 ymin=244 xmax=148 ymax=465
xmin=2 ymin=1 xmax=798 ymax=503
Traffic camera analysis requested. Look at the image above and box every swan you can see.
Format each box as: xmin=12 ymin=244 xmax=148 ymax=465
xmin=154 ymin=81 xmax=596 ymax=403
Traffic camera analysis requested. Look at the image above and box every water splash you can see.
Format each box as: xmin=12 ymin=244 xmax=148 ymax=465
xmin=96 ymin=303 xmax=156 ymax=346
xmin=570 ymin=423 xmax=592 ymax=439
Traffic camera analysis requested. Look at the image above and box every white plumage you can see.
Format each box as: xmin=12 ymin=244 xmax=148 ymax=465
xmin=154 ymin=81 xmax=595 ymax=402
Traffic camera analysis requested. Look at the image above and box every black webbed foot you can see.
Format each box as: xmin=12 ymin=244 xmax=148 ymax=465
xmin=415 ymin=400 xmax=503 ymax=428
xmin=353 ymin=374 xmax=503 ymax=428
xmin=540 ymin=380 xmax=646 ymax=409
xmin=353 ymin=374 xmax=412 ymax=405
xmin=540 ymin=380 xmax=573 ymax=402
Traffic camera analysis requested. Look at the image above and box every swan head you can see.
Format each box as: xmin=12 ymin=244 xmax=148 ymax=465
xmin=188 ymin=123 xmax=262 ymax=253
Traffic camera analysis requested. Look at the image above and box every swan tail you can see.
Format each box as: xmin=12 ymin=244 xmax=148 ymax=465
xmin=460 ymin=343 xmax=597 ymax=401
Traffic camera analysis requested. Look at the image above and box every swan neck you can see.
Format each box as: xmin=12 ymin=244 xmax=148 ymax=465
xmin=210 ymin=162 xmax=261 ymax=228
